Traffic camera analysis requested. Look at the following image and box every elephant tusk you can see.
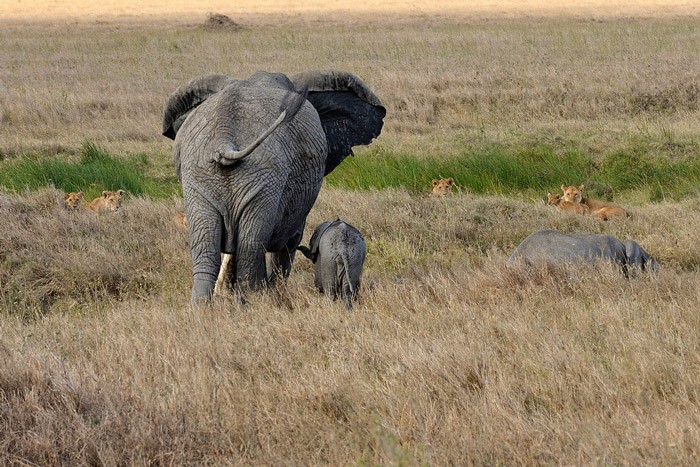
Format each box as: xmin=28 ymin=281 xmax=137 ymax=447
xmin=213 ymin=110 xmax=287 ymax=166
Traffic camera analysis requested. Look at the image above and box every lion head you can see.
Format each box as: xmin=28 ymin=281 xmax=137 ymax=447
xmin=103 ymin=190 xmax=126 ymax=211
xmin=64 ymin=191 xmax=84 ymax=210
xmin=87 ymin=189 xmax=126 ymax=212
xmin=561 ymin=184 xmax=584 ymax=203
xmin=431 ymin=178 xmax=454 ymax=197
xmin=546 ymin=193 xmax=562 ymax=206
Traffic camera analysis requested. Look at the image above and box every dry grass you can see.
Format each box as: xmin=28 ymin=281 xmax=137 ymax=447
xmin=2 ymin=187 xmax=700 ymax=464
xmin=2 ymin=3 xmax=700 ymax=464
xmin=1 ymin=4 xmax=699 ymax=162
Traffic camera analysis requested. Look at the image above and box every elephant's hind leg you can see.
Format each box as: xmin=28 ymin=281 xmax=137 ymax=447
xmin=186 ymin=201 xmax=223 ymax=305
xmin=235 ymin=239 xmax=269 ymax=293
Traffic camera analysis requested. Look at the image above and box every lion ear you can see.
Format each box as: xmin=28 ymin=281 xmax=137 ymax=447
xmin=447 ymin=178 xmax=453 ymax=185
xmin=560 ymin=185 xmax=566 ymax=191
xmin=78 ymin=191 xmax=84 ymax=198
xmin=118 ymin=190 xmax=126 ymax=196
xmin=432 ymin=179 xmax=439 ymax=187
xmin=578 ymin=184 xmax=585 ymax=190
xmin=102 ymin=191 xmax=109 ymax=198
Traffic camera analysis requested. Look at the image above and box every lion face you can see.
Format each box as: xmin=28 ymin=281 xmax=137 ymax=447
xmin=561 ymin=184 xmax=584 ymax=203
xmin=64 ymin=191 xmax=84 ymax=210
xmin=106 ymin=190 xmax=125 ymax=211
xmin=99 ymin=190 xmax=126 ymax=212
xmin=431 ymin=178 xmax=454 ymax=197
xmin=546 ymin=193 xmax=561 ymax=206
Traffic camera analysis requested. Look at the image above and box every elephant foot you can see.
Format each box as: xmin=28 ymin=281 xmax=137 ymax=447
xmin=191 ymin=274 xmax=216 ymax=305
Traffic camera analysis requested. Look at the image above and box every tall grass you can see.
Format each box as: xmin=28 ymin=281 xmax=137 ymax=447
xmin=2 ymin=187 xmax=700 ymax=464
xmin=0 ymin=142 xmax=181 ymax=199
xmin=330 ymin=141 xmax=700 ymax=200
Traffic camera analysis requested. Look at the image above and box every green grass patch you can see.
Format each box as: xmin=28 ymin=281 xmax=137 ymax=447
xmin=2 ymin=140 xmax=699 ymax=203
xmin=327 ymin=144 xmax=595 ymax=195
xmin=0 ymin=142 xmax=181 ymax=200
xmin=327 ymin=142 xmax=700 ymax=201
xmin=598 ymin=146 xmax=700 ymax=200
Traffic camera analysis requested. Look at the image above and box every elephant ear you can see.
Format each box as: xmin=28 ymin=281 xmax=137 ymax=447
xmin=309 ymin=221 xmax=334 ymax=261
xmin=291 ymin=70 xmax=386 ymax=175
xmin=162 ymin=74 xmax=236 ymax=140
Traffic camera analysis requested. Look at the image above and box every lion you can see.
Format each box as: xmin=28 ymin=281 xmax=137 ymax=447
xmin=431 ymin=177 xmax=454 ymax=197
xmin=173 ymin=212 xmax=188 ymax=230
xmin=546 ymin=193 xmax=590 ymax=214
xmin=560 ymin=184 xmax=627 ymax=220
xmin=84 ymin=190 xmax=126 ymax=213
xmin=64 ymin=191 xmax=85 ymax=210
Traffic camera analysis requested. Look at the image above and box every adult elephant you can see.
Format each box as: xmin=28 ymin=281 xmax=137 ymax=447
xmin=507 ymin=229 xmax=659 ymax=276
xmin=162 ymin=70 xmax=385 ymax=303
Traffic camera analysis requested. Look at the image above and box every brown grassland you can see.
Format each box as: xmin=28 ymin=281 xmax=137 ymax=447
xmin=2 ymin=1 xmax=700 ymax=464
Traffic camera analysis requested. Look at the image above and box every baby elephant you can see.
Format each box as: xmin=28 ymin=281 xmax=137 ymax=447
xmin=298 ymin=219 xmax=366 ymax=309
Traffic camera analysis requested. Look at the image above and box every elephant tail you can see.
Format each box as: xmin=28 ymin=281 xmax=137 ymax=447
xmin=339 ymin=250 xmax=356 ymax=310
xmin=214 ymin=86 xmax=309 ymax=166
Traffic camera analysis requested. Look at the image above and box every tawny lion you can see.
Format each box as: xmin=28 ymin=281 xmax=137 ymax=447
xmin=173 ymin=212 xmax=188 ymax=230
xmin=546 ymin=193 xmax=590 ymax=214
xmin=431 ymin=177 xmax=454 ymax=197
xmin=83 ymin=190 xmax=126 ymax=213
xmin=560 ymin=184 xmax=627 ymax=220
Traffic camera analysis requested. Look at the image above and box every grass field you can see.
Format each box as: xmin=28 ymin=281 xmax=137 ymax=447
xmin=2 ymin=1 xmax=700 ymax=464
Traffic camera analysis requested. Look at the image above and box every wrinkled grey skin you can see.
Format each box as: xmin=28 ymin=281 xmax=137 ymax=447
xmin=507 ymin=229 xmax=659 ymax=276
xmin=298 ymin=219 xmax=366 ymax=309
xmin=624 ymin=239 xmax=660 ymax=275
xmin=162 ymin=70 xmax=385 ymax=303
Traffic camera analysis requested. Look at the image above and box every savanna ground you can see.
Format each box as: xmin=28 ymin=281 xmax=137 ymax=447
xmin=2 ymin=1 xmax=700 ymax=464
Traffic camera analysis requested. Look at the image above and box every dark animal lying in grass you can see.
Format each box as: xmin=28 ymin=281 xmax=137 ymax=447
xmin=507 ymin=229 xmax=658 ymax=276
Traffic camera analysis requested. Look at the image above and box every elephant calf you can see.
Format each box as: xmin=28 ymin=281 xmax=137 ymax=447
xmin=507 ymin=229 xmax=659 ymax=276
xmin=298 ymin=219 xmax=366 ymax=309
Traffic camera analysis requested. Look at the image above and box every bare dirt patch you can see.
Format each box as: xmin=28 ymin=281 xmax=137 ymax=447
xmin=200 ymin=12 xmax=242 ymax=31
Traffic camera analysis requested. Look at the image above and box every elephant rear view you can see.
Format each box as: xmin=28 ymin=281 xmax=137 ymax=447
xmin=162 ymin=70 xmax=385 ymax=304
xmin=298 ymin=219 xmax=366 ymax=309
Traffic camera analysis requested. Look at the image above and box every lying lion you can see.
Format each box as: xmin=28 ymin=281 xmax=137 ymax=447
xmin=83 ymin=190 xmax=126 ymax=213
xmin=546 ymin=193 xmax=590 ymax=214
xmin=560 ymin=184 xmax=627 ymax=220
